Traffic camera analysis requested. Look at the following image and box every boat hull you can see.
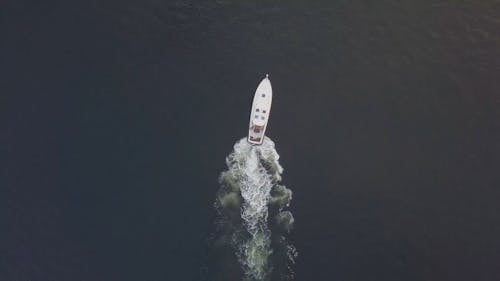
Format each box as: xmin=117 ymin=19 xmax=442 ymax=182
xmin=248 ymin=75 xmax=272 ymax=145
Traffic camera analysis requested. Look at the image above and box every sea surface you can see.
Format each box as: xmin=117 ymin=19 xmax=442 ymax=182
xmin=2 ymin=1 xmax=500 ymax=281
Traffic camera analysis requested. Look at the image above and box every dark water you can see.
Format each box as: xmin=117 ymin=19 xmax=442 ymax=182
xmin=2 ymin=1 xmax=500 ymax=280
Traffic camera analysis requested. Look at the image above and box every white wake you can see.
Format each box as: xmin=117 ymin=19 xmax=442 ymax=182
xmin=215 ymin=137 xmax=295 ymax=281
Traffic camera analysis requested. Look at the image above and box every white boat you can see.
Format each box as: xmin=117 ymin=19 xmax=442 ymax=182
xmin=248 ymin=74 xmax=272 ymax=145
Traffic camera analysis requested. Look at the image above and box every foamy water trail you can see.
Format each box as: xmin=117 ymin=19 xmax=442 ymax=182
xmin=213 ymin=137 xmax=296 ymax=281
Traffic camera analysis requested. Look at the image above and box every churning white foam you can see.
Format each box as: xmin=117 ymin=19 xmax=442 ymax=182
xmin=225 ymin=138 xmax=282 ymax=280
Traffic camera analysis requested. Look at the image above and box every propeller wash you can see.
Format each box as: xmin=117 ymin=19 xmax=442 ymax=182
xmin=214 ymin=138 xmax=296 ymax=281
